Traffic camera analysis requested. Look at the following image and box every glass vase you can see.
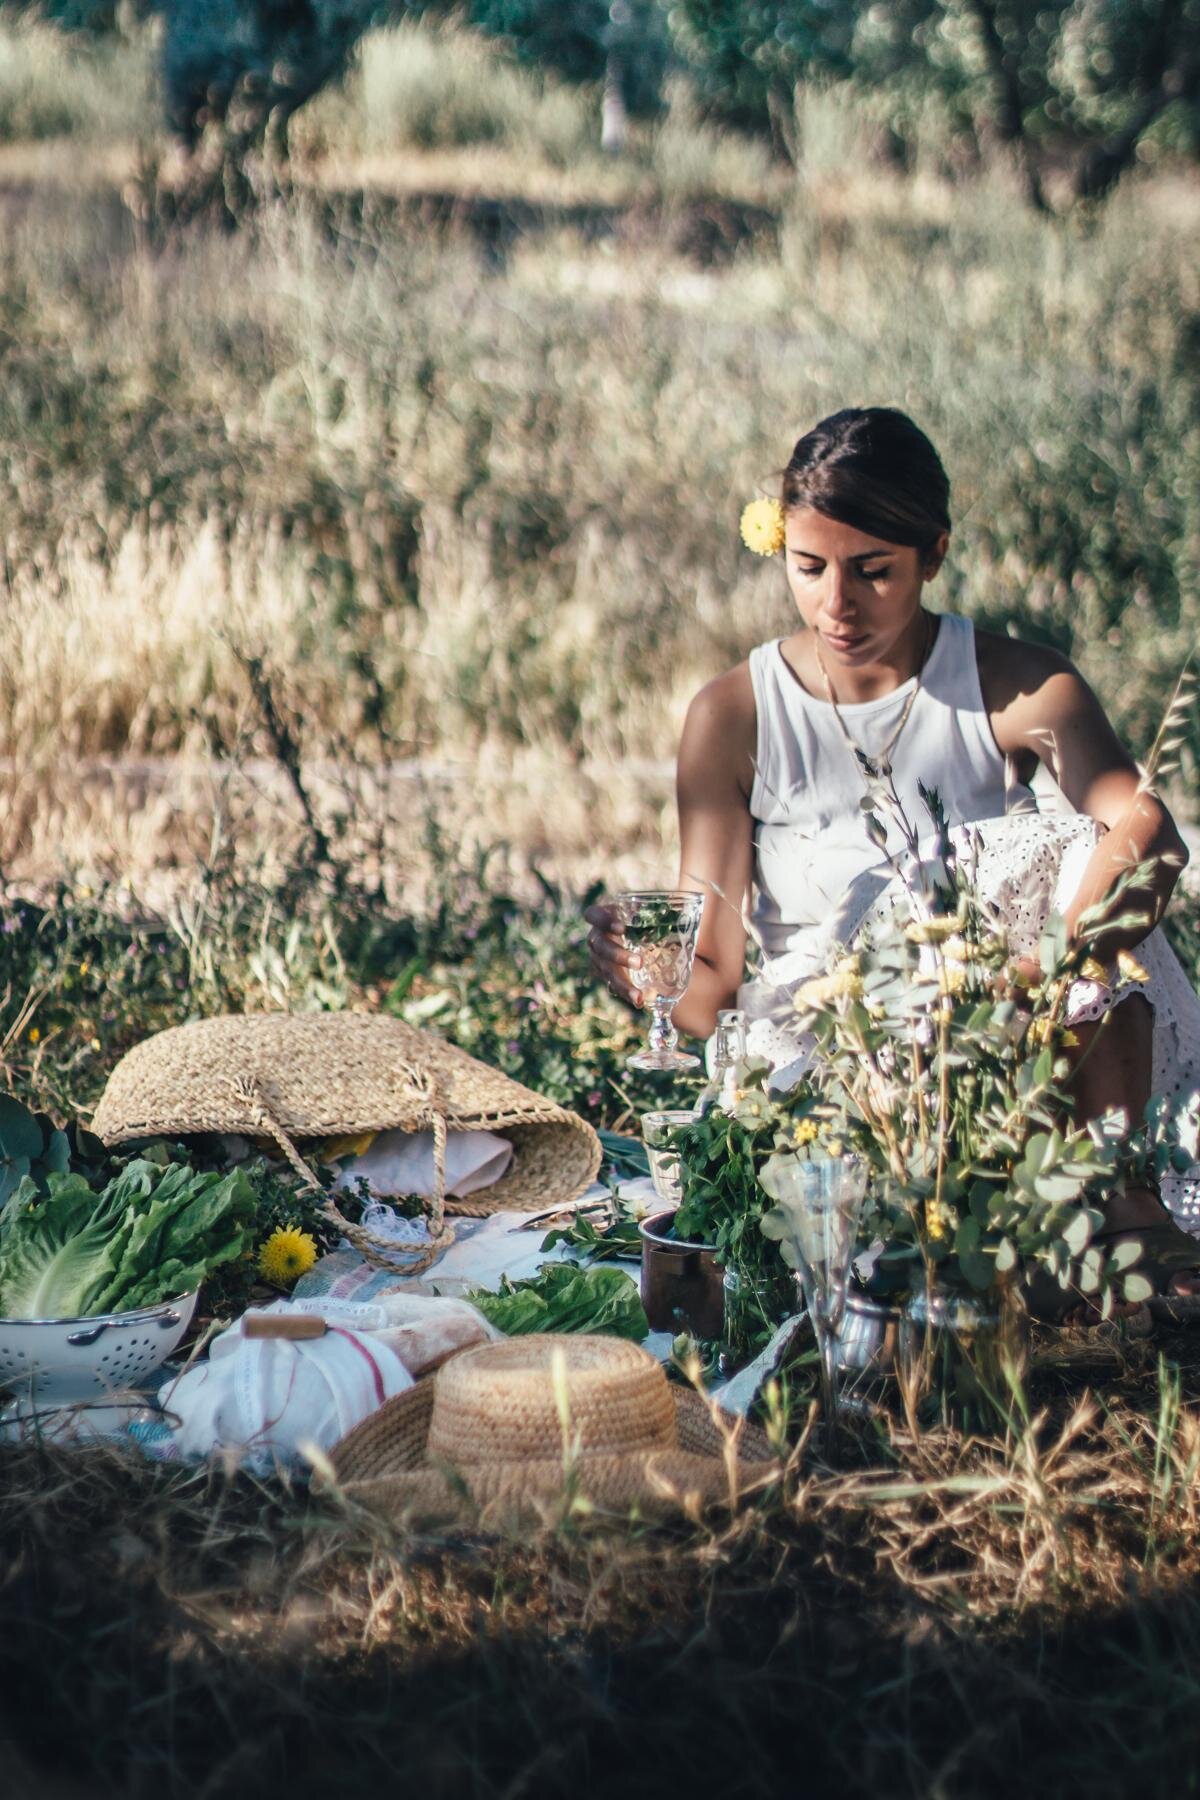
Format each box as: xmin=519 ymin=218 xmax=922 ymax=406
xmin=898 ymin=1278 xmax=1030 ymax=1435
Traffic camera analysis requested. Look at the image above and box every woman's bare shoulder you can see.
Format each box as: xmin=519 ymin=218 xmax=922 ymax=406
xmin=679 ymin=660 xmax=758 ymax=800
xmin=973 ymin=624 xmax=1080 ymax=711
xmin=684 ymin=659 xmax=756 ymax=725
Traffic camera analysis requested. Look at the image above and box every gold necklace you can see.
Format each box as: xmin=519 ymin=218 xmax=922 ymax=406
xmin=813 ymin=612 xmax=933 ymax=780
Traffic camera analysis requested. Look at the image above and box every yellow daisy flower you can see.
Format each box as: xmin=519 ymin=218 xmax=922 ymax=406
xmin=258 ymin=1225 xmax=319 ymax=1288
xmin=791 ymin=1118 xmax=819 ymax=1145
xmin=740 ymin=497 xmax=786 ymax=556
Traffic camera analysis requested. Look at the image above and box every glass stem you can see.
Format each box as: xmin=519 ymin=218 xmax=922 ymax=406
xmin=815 ymin=1314 xmax=841 ymax=1461
xmin=646 ymin=997 xmax=678 ymax=1057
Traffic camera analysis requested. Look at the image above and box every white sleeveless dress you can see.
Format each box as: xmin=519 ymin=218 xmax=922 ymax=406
xmin=730 ymin=612 xmax=1200 ymax=1225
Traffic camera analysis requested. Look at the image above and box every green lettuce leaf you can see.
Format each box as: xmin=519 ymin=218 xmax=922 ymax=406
xmin=0 ymin=1160 xmax=257 ymax=1319
xmin=94 ymin=1165 xmax=256 ymax=1312
xmin=465 ymin=1262 xmax=647 ymax=1341
xmin=0 ymin=1173 xmax=134 ymax=1319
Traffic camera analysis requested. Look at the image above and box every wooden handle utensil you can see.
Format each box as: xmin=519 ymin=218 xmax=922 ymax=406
xmin=243 ymin=1313 xmax=328 ymax=1340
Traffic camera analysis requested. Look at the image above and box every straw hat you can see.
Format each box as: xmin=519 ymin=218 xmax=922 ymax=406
xmin=328 ymin=1334 xmax=781 ymax=1528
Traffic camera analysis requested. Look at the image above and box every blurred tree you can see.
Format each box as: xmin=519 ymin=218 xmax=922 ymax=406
xmin=451 ymin=1 xmax=672 ymax=150
xmin=668 ymin=0 xmax=1200 ymax=205
xmin=162 ymin=0 xmax=370 ymax=153
xmin=155 ymin=0 xmax=671 ymax=209
xmin=156 ymin=0 xmax=379 ymax=218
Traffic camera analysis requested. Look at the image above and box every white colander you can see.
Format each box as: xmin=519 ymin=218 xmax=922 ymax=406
xmin=0 ymin=1291 xmax=199 ymax=1412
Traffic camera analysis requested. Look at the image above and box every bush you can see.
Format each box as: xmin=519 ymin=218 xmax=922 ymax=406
xmin=0 ymin=14 xmax=154 ymax=142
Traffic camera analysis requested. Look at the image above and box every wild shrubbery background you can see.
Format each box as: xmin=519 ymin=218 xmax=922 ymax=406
xmin=0 ymin=5 xmax=1196 ymax=902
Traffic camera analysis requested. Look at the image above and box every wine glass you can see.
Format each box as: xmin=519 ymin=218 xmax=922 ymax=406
xmin=784 ymin=1156 xmax=869 ymax=1449
xmin=611 ymin=891 xmax=704 ymax=1072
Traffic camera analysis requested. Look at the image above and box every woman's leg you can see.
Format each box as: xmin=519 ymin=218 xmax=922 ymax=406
xmin=1064 ymin=994 xmax=1200 ymax=1298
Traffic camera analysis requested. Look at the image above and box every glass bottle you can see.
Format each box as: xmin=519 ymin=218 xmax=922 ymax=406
xmin=696 ymin=1008 xmax=748 ymax=1116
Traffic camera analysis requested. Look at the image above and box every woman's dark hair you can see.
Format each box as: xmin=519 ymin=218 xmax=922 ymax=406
xmin=781 ymin=407 xmax=951 ymax=554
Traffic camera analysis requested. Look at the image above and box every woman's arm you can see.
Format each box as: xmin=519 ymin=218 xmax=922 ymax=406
xmin=983 ymin=636 xmax=1190 ymax=959
xmin=669 ymin=669 xmax=757 ymax=1041
xmin=583 ymin=665 xmax=756 ymax=1037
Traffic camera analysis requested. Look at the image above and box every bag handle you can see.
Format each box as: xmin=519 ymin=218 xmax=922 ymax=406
xmin=228 ymin=1062 xmax=454 ymax=1273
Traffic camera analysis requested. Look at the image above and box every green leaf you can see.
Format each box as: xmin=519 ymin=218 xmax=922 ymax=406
xmin=1061 ymin=1209 xmax=1093 ymax=1257
xmin=0 ymin=1097 xmax=44 ymax=1164
xmin=954 ymin=1216 xmax=980 ymax=1258
xmin=958 ymin=1246 xmax=994 ymax=1290
xmin=1034 ymin=1171 xmax=1091 ymax=1204
xmin=43 ymin=1131 xmax=71 ymax=1177
xmin=1079 ymin=1246 xmax=1104 ymax=1294
xmin=0 ymin=1172 xmax=131 ymax=1319
xmin=465 ymin=1263 xmax=648 ymax=1341
xmin=1122 ymin=1273 xmax=1154 ymax=1304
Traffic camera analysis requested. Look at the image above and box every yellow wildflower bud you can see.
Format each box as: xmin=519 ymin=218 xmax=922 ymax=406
xmin=739 ymin=497 xmax=786 ymax=556
xmin=792 ymin=1119 xmax=819 ymax=1145
xmin=1060 ymin=1029 xmax=1079 ymax=1047
xmin=795 ymin=973 xmax=839 ymax=1008
xmin=906 ymin=915 xmax=963 ymax=945
xmin=1080 ymin=956 xmax=1109 ymax=984
xmin=90 ymin=1037 xmax=101 ymax=1052
xmin=27 ymin=1027 xmax=40 ymax=1044
xmin=78 ymin=961 xmax=90 ymax=976
xmin=1116 ymin=949 xmax=1149 ymax=984
xmin=824 ymin=1137 xmax=844 ymax=1157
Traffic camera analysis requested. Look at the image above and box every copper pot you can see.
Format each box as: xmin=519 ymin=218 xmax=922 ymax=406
xmin=638 ymin=1209 xmax=725 ymax=1339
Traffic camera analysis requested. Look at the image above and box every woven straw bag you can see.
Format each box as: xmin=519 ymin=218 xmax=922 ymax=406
xmin=90 ymin=1013 xmax=603 ymax=1273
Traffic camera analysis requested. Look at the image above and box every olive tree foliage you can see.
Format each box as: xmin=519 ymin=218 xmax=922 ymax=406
xmin=155 ymin=0 xmax=671 ymax=210
xmin=669 ymin=0 xmax=1200 ymax=206
xmin=453 ymin=0 xmax=671 ymax=147
xmin=162 ymin=0 xmax=375 ymax=155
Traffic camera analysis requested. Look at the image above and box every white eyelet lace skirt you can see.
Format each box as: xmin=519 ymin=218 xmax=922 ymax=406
xmin=732 ymin=812 xmax=1200 ymax=1229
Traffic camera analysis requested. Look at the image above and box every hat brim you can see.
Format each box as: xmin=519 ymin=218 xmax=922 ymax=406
xmin=328 ymin=1376 xmax=780 ymax=1527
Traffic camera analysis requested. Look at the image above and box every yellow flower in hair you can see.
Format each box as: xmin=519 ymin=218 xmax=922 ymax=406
xmin=740 ymin=497 xmax=786 ymax=556
xmin=258 ymin=1225 xmax=318 ymax=1288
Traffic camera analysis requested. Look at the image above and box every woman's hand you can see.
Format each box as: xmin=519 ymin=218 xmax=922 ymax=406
xmin=584 ymin=902 xmax=644 ymax=1008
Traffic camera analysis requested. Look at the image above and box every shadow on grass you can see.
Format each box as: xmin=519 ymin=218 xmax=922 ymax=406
xmin=3 ymin=1410 xmax=1200 ymax=1800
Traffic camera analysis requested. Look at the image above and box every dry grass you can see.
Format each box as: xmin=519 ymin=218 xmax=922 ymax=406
xmin=2 ymin=160 xmax=1197 ymax=888
xmin=6 ymin=1333 xmax=1200 ymax=1797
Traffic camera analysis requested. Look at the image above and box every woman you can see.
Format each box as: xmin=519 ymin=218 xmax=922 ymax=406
xmin=586 ymin=406 xmax=1200 ymax=1319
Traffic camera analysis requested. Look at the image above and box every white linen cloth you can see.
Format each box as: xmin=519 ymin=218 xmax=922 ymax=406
xmin=330 ymin=1127 xmax=513 ymax=1201
xmin=157 ymin=1299 xmax=413 ymax=1471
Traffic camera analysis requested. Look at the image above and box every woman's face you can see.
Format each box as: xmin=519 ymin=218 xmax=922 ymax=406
xmin=783 ymin=505 xmax=949 ymax=667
